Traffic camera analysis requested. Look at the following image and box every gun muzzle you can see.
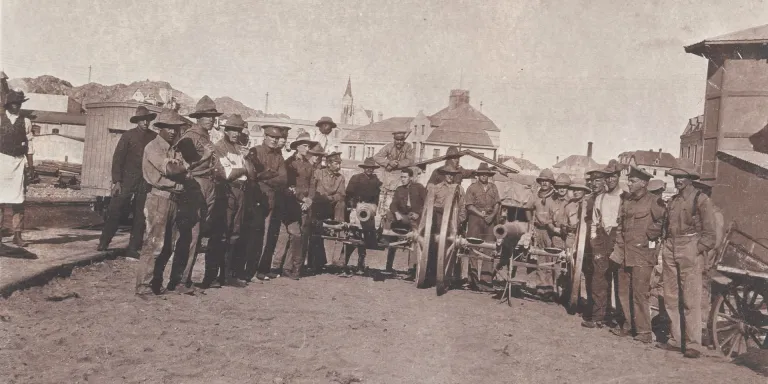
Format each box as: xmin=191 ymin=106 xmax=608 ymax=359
xmin=494 ymin=222 xmax=529 ymax=241
xmin=356 ymin=205 xmax=375 ymax=223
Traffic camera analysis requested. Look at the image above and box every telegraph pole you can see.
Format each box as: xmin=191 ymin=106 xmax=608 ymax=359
xmin=88 ymin=65 xmax=92 ymax=83
xmin=265 ymin=92 xmax=269 ymax=114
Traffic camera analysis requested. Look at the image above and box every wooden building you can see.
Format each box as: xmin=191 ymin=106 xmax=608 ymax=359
xmin=33 ymin=134 xmax=84 ymax=164
xmin=711 ymin=150 xmax=768 ymax=237
xmin=81 ymin=102 xmax=163 ymax=197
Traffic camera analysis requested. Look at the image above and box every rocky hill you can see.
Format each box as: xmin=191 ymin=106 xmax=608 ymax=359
xmin=9 ymin=75 xmax=288 ymax=119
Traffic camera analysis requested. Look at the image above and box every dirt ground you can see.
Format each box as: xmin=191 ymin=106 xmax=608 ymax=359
xmin=1 ymin=245 xmax=765 ymax=384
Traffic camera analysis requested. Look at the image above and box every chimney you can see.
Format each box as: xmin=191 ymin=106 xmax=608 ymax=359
xmin=587 ymin=142 xmax=593 ymax=158
xmin=658 ymin=148 xmax=662 ymax=154
xmin=556 ymin=156 xmax=559 ymax=164
xmin=377 ymin=111 xmax=383 ymax=122
xmin=449 ymin=89 xmax=470 ymax=109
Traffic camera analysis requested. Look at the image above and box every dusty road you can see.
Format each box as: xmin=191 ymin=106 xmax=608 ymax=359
xmin=0 ymin=249 xmax=764 ymax=384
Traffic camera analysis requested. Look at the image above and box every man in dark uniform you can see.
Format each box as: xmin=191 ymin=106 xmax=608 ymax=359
xmin=609 ymin=165 xmax=664 ymax=343
xmin=98 ymin=106 xmax=157 ymax=256
xmin=281 ymin=132 xmax=319 ymax=280
xmin=343 ymin=157 xmax=382 ymax=274
xmin=383 ymin=168 xmax=426 ymax=273
xmin=173 ymin=95 xmax=222 ymax=289
xmin=200 ymin=115 xmax=250 ymax=289
xmin=427 ymin=146 xmax=474 ymax=186
xmin=242 ymin=125 xmax=288 ymax=281
xmin=135 ymin=109 xmax=192 ymax=296
xmin=464 ymin=163 xmax=500 ymax=290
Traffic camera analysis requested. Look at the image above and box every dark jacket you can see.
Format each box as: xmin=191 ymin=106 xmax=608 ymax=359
xmin=613 ymin=190 xmax=665 ymax=267
xmin=390 ymin=182 xmax=427 ymax=217
xmin=112 ymin=127 xmax=157 ymax=192
xmin=0 ymin=112 xmax=29 ymax=157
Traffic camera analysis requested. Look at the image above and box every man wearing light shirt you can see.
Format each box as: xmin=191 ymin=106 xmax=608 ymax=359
xmin=308 ymin=116 xmax=337 ymax=152
xmin=582 ymin=160 xmax=623 ymax=328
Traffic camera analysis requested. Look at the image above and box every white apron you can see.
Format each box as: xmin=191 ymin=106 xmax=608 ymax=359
xmin=0 ymin=153 xmax=25 ymax=204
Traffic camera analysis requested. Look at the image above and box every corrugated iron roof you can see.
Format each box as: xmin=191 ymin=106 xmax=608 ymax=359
xmin=685 ymin=24 xmax=768 ymax=54
xmin=718 ymin=149 xmax=768 ymax=171
xmin=425 ymin=119 xmax=494 ymax=147
xmin=30 ymin=111 xmax=86 ymax=125
xmin=342 ymin=117 xmax=413 ymax=143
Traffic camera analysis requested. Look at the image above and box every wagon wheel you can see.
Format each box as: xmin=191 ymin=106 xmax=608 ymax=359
xmin=710 ymin=284 xmax=768 ymax=358
xmin=436 ymin=184 xmax=461 ymax=296
xmin=414 ymin=186 xmax=436 ymax=288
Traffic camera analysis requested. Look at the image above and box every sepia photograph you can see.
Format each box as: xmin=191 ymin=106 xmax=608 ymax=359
xmin=1 ymin=0 xmax=768 ymax=382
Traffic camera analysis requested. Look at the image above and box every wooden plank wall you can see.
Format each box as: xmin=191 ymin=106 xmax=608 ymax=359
xmin=82 ymin=102 xmax=162 ymax=197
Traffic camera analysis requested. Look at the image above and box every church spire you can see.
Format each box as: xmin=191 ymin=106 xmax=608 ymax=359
xmin=344 ymin=76 xmax=352 ymax=97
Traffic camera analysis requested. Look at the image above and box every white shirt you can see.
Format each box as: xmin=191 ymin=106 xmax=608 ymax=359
xmin=308 ymin=126 xmax=334 ymax=151
xmin=592 ymin=186 xmax=623 ymax=234
xmin=6 ymin=111 xmax=33 ymax=155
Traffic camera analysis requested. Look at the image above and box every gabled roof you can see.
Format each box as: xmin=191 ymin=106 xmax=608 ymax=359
xmin=35 ymin=133 xmax=85 ymax=143
xmin=685 ymin=24 xmax=768 ymax=55
xmin=425 ymin=119 xmax=495 ymax=147
xmin=413 ymin=149 xmax=518 ymax=174
xmin=342 ymin=117 xmax=413 ymax=143
xmin=682 ymin=115 xmax=704 ymax=136
xmin=620 ymin=150 xmax=678 ymax=168
xmin=553 ymin=155 xmax=600 ymax=170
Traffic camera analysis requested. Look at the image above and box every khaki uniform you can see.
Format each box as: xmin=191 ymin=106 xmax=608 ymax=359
xmin=372 ymin=142 xmax=414 ymax=217
xmin=611 ymin=190 xmax=664 ymax=336
xmin=662 ymin=186 xmax=716 ymax=348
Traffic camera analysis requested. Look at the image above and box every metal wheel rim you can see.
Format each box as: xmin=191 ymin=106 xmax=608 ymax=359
xmin=415 ymin=186 xmax=436 ymax=288
xmin=711 ymin=285 xmax=768 ymax=358
xmin=436 ymin=184 xmax=460 ymax=296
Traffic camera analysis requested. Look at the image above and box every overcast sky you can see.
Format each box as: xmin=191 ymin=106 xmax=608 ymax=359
xmin=2 ymin=0 xmax=767 ymax=167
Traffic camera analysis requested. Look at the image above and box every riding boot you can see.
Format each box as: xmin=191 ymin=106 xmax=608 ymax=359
xmin=12 ymin=231 xmax=29 ymax=247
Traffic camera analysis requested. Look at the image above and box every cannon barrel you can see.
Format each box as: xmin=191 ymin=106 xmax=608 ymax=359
xmin=356 ymin=204 xmax=376 ymax=223
xmin=322 ymin=220 xmax=347 ymax=230
xmin=381 ymin=228 xmax=411 ymax=237
xmin=493 ymin=221 xmax=528 ymax=240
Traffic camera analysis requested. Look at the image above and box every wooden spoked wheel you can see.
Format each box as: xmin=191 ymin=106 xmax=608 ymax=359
xmin=414 ymin=186 xmax=436 ymax=288
xmin=710 ymin=284 xmax=768 ymax=358
xmin=436 ymin=184 xmax=461 ymax=296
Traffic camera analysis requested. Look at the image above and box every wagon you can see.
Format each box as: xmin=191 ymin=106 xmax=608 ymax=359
xmin=708 ymin=224 xmax=768 ymax=358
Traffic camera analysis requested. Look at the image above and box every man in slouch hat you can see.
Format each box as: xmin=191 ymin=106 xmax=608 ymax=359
xmin=373 ymin=130 xmax=415 ymax=218
xmin=343 ymin=157 xmax=383 ymax=274
xmin=98 ymin=106 xmax=157 ymax=257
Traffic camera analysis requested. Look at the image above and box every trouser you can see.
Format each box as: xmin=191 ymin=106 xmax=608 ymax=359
xmin=532 ymin=227 xmax=556 ymax=292
xmin=465 ymin=214 xmax=495 ymax=285
xmin=242 ymin=200 xmax=281 ymax=279
xmin=283 ymin=214 xmax=310 ymax=277
xmin=135 ymin=192 xmax=184 ymax=293
xmin=385 ymin=212 xmax=417 ymax=271
xmin=617 ymin=265 xmax=654 ymax=335
xmin=196 ymin=177 xmax=217 ymax=237
xmin=204 ymin=183 xmax=245 ymax=283
xmin=584 ymin=252 xmax=612 ymax=322
xmin=343 ymin=202 xmax=377 ymax=268
xmin=99 ymin=188 xmax=147 ymax=252
xmin=307 ymin=198 xmax=345 ymax=270
xmin=662 ymin=235 xmax=703 ymax=347
xmin=0 ymin=203 xmax=24 ymax=234
xmin=171 ymin=180 xmax=207 ymax=287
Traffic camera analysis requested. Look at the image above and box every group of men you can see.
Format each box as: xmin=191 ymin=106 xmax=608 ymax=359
xmin=528 ymin=159 xmax=723 ymax=359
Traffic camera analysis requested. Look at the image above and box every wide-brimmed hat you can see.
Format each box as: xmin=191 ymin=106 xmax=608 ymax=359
xmin=439 ymin=164 xmax=461 ymax=174
xmin=536 ymin=169 xmax=556 ymax=184
xmin=554 ymin=173 xmax=572 ymax=187
xmin=290 ymin=132 xmax=318 ymax=150
xmin=222 ymin=114 xmax=247 ymax=130
xmin=315 ymin=116 xmax=337 ymax=129
xmin=358 ymin=157 xmax=380 ymax=169
xmin=648 ymin=179 xmax=665 ymax=192
xmin=308 ymin=143 xmax=326 ymax=156
xmin=130 ymin=105 xmax=157 ymax=123
xmin=5 ymin=90 xmax=28 ymax=106
xmin=261 ymin=124 xmax=289 ymax=138
xmin=189 ymin=95 xmax=223 ymax=118
xmin=586 ymin=165 xmax=607 ymax=179
xmin=568 ymin=178 xmax=591 ymax=192
xmin=666 ymin=158 xmax=700 ymax=180
xmin=325 ymin=151 xmax=342 ymax=163
xmin=153 ymin=109 xmax=186 ymax=128
xmin=392 ymin=131 xmax=410 ymax=140
xmin=473 ymin=162 xmax=495 ymax=175
xmin=627 ymin=165 xmax=653 ymax=181
xmin=602 ymin=159 xmax=622 ymax=175
xmin=445 ymin=146 xmax=462 ymax=159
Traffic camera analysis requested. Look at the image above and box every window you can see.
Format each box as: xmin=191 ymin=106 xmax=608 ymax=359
xmin=413 ymin=124 xmax=418 ymax=134
xmin=421 ymin=125 xmax=425 ymax=135
xmin=52 ymin=128 xmax=60 ymax=134
xmin=420 ymin=143 xmax=425 ymax=160
xmin=653 ymin=169 xmax=657 ymax=176
xmin=348 ymin=146 xmax=356 ymax=159
xmin=693 ymin=146 xmax=698 ymax=164
xmin=433 ymin=149 xmax=440 ymax=158
xmin=334 ymin=130 xmax=339 ymax=138
xmin=367 ymin=146 xmax=374 ymax=157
